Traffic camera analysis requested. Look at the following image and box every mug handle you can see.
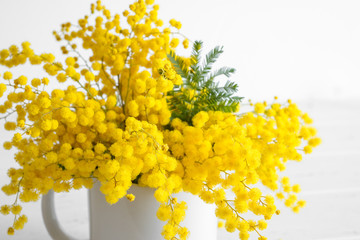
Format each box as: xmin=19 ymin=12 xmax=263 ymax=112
xmin=42 ymin=190 xmax=85 ymax=240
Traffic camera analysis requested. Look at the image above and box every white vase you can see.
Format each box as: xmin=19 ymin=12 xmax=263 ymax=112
xmin=42 ymin=182 xmax=218 ymax=240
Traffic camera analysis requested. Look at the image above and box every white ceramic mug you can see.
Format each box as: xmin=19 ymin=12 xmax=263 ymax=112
xmin=42 ymin=182 xmax=217 ymax=240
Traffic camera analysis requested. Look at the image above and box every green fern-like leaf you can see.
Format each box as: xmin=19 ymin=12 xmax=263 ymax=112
xmin=168 ymin=50 xmax=189 ymax=80
xmin=166 ymin=41 xmax=243 ymax=125
xmin=201 ymin=45 xmax=224 ymax=76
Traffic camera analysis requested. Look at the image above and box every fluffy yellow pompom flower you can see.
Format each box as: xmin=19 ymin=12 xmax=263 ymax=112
xmin=106 ymin=95 xmax=117 ymax=109
xmin=192 ymin=111 xmax=209 ymax=128
xmin=46 ymin=152 xmax=58 ymax=163
xmin=3 ymin=141 xmax=12 ymax=150
xmin=304 ymin=145 xmax=312 ymax=154
xmin=84 ymin=71 xmax=95 ymax=81
xmin=157 ymin=204 xmax=172 ymax=221
xmin=3 ymin=71 xmax=13 ymax=80
xmin=182 ymin=39 xmax=189 ymax=49
xmin=4 ymin=122 xmax=16 ymax=131
xmin=170 ymin=38 xmax=180 ymax=48
xmin=12 ymin=133 xmax=22 ymax=142
xmin=0 ymin=205 xmax=11 ymax=215
xmin=127 ymin=100 xmax=139 ymax=117
xmin=16 ymin=76 xmax=27 ymax=85
xmin=65 ymin=57 xmax=76 ymax=66
xmin=10 ymin=205 xmax=22 ymax=215
xmin=0 ymin=83 xmax=7 ymax=97
xmin=7 ymin=227 xmax=14 ymax=235
xmin=92 ymin=62 xmax=101 ymax=71
xmin=76 ymin=133 xmax=87 ymax=143
xmin=254 ymin=102 xmax=265 ymax=114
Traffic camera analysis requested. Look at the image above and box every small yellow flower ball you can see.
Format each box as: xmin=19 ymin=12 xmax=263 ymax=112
xmin=3 ymin=71 xmax=13 ymax=80
xmin=126 ymin=194 xmax=135 ymax=202
xmin=11 ymin=205 xmax=22 ymax=215
xmin=0 ymin=205 xmax=11 ymax=215
xmin=3 ymin=141 xmax=12 ymax=150
xmin=7 ymin=227 xmax=14 ymax=235
xmin=65 ymin=57 xmax=76 ymax=66
xmin=84 ymin=71 xmax=95 ymax=81
xmin=13 ymin=133 xmax=22 ymax=142
xmin=182 ymin=39 xmax=189 ymax=49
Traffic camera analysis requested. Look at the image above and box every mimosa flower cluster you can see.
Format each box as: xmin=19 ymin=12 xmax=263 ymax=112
xmin=0 ymin=0 xmax=320 ymax=239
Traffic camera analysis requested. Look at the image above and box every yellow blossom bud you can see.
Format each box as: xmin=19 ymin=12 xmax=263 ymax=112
xmin=40 ymin=119 xmax=52 ymax=131
xmin=156 ymin=204 xmax=171 ymax=221
xmin=7 ymin=227 xmax=14 ymax=235
xmin=3 ymin=71 xmax=13 ymax=80
xmin=254 ymin=102 xmax=265 ymax=114
xmin=76 ymin=133 xmax=87 ymax=143
xmin=127 ymin=100 xmax=139 ymax=117
xmin=126 ymin=194 xmax=135 ymax=202
xmin=13 ymin=133 xmax=22 ymax=142
xmin=304 ymin=145 xmax=312 ymax=154
xmin=65 ymin=57 xmax=76 ymax=66
xmin=63 ymin=157 xmax=75 ymax=170
xmin=3 ymin=141 xmax=12 ymax=150
xmin=106 ymin=95 xmax=117 ymax=109
xmin=154 ymin=188 xmax=168 ymax=203
xmin=170 ymin=38 xmax=180 ymax=48
xmin=84 ymin=71 xmax=95 ymax=81
xmin=11 ymin=205 xmax=22 ymax=215
xmin=4 ymin=122 xmax=17 ymax=131
xmin=42 ymin=77 xmax=50 ymax=85
xmin=0 ymin=205 xmax=11 ymax=215
xmin=94 ymin=143 xmax=106 ymax=154
xmin=0 ymin=83 xmax=6 ymax=97
xmin=182 ymin=39 xmax=189 ymax=49
xmin=92 ymin=62 xmax=102 ymax=71
xmin=292 ymin=184 xmax=301 ymax=193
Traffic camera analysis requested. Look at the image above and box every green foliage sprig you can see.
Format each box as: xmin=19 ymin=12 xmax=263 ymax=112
xmin=166 ymin=40 xmax=243 ymax=125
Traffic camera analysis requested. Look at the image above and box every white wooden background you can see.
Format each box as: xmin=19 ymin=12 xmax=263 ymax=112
xmin=1 ymin=0 xmax=360 ymax=239
xmin=0 ymin=99 xmax=359 ymax=240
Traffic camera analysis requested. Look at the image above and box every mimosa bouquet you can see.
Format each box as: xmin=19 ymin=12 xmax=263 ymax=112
xmin=0 ymin=0 xmax=320 ymax=239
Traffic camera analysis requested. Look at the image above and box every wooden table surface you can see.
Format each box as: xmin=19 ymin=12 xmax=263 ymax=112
xmin=1 ymin=99 xmax=359 ymax=240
